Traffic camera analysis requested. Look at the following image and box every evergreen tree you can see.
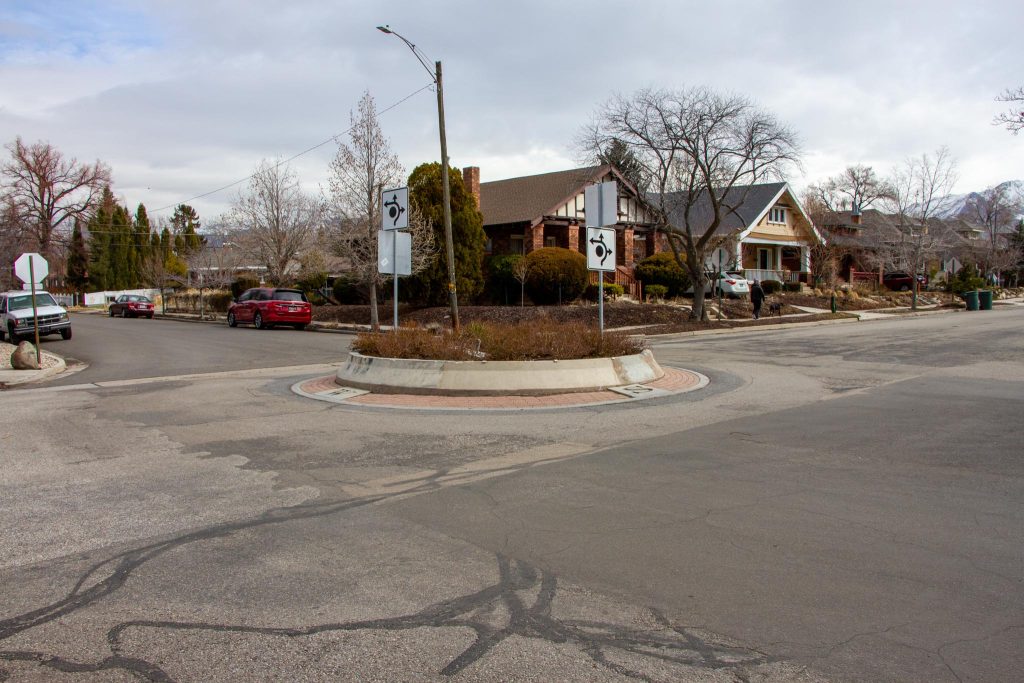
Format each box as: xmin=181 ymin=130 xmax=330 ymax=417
xmin=598 ymin=138 xmax=646 ymax=192
xmin=87 ymin=188 xmax=118 ymax=289
xmin=109 ymin=203 xmax=134 ymax=289
xmin=66 ymin=219 xmax=90 ymax=290
xmin=133 ymin=204 xmax=153 ymax=281
xmin=405 ymin=163 xmax=487 ymax=305
xmin=171 ymin=204 xmax=203 ymax=257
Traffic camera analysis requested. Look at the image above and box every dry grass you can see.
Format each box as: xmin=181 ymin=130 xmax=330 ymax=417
xmin=353 ymin=320 xmax=645 ymax=361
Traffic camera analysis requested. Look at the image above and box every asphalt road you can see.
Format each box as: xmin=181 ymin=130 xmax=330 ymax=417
xmin=2 ymin=306 xmax=1022 ymax=681
xmin=45 ymin=312 xmax=352 ymax=385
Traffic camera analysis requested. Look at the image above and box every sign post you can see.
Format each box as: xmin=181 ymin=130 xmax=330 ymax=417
xmin=380 ymin=187 xmax=410 ymax=330
xmin=585 ymin=181 xmax=619 ymax=334
xmin=705 ymin=248 xmax=730 ymax=321
xmin=14 ymin=252 xmax=49 ymax=365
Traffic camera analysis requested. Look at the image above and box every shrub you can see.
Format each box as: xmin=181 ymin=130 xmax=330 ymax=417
xmin=948 ymin=262 xmax=986 ymax=294
xmin=353 ymin=320 xmax=644 ymax=361
xmin=523 ymin=247 xmax=587 ymax=305
xmin=761 ymin=280 xmax=783 ymax=295
xmin=645 ymin=284 xmax=668 ymax=301
xmin=332 ymin=275 xmax=368 ymax=304
xmin=604 ymin=283 xmax=624 ymax=299
xmin=584 ymin=282 xmax=626 ymax=301
xmin=231 ymin=275 xmax=260 ymax=298
xmin=295 ymin=270 xmax=327 ymax=294
xmin=207 ymin=291 xmax=234 ymax=312
xmin=635 ymin=252 xmax=691 ymax=297
xmin=484 ymin=254 xmax=524 ymax=304
xmin=783 ymin=282 xmax=801 ymax=292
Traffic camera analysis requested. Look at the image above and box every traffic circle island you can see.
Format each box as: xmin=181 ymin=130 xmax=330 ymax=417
xmin=292 ymin=350 xmax=708 ymax=410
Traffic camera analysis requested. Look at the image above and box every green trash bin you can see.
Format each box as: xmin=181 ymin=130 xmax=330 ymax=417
xmin=978 ymin=289 xmax=993 ymax=310
xmin=962 ymin=290 xmax=979 ymax=311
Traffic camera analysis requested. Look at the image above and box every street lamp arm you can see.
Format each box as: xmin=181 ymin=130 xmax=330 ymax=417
xmin=376 ymin=25 xmax=435 ymax=82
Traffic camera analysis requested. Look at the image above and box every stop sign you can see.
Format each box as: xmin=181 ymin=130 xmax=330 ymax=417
xmin=14 ymin=252 xmax=48 ymax=284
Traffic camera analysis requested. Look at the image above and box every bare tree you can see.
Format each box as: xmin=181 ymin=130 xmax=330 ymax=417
xmin=327 ymin=91 xmax=435 ymax=330
xmin=868 ymin=147 xmax=959 ymax=309
xmin=807 ymin=165 xmax=894 ymax=213
xmin=185 ymin=242 xmax=242 ymax=318
xmin=965 ymin=183 xmax=1024 ymax=282
xmin=1 ymin=137 xmax=111 ymax=259
xmin=230 ymin=160 xmax=321 ymax=287
xmin=511 ymin=255 xmax=532 ymax=307
xmin=582 ymin=87 xmax=800 ymax=320
xmin=994 ymin=87 xmax=1024 ymax=135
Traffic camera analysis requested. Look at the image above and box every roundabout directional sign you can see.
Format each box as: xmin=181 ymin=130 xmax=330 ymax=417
xmin=586 ymin=228 xmax=616 ymax=272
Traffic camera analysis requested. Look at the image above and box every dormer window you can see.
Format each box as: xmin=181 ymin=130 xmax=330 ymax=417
xmin=768 ymin=207 xmax=786 ymax=224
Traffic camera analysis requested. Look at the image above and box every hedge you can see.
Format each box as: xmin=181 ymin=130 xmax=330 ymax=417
xmin=523 ymin=248 xmax=587 ymax=305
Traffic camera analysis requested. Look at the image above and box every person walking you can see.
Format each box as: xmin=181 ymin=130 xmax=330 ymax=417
xmin=750 ymin=279 xmax=765 ymax=320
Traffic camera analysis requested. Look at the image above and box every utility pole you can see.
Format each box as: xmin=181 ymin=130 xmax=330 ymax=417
xmin=378 ymin=26 xmax=460 ymax=332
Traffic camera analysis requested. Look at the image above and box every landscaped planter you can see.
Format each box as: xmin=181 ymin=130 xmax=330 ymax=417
xmin=336 ymin=350 xmax=665 ymax=396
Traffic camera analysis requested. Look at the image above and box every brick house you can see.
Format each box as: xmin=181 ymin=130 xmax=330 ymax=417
xmin=465 ymin=165 xmax=821 ymax=294
xmin=463 ymin=165 xmax=658 ymax=296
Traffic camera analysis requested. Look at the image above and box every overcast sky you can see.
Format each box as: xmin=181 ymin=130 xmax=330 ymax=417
xmin=2 ymin=0 xmax=1021 ymax=224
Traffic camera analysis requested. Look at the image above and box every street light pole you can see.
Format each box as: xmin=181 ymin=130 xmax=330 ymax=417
xmin=377 ymin=25 xmax=460 ymax=332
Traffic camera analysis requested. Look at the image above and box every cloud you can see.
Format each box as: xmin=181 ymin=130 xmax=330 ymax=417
xmin=1 ymin=0 xmax=1021 ymax=222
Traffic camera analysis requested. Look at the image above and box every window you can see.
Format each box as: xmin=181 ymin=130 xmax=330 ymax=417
xmin=484 ymin=237 xmax=493 ymax=254
xmin=768 ymin=207 xmax=786 ymax=224
xmin=510 ymin=235 xmax=525 ymax=255
xmin=545 ymin=236 xmax=557 ymax=248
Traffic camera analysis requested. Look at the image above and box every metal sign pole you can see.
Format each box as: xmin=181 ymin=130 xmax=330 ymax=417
xmin=599 ymin=276 xmax=604 ymax=334
xmin=717 ymin=266 xmax=722 ymax=321
xmin=29 ymin=256 xmax=41 ymax=365
xmin=393 ymin=236 xmax=399 ymax=331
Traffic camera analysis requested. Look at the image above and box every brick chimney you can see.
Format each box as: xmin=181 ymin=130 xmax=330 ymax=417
xmin=462 ymin=166 xmax=480 ymax=208
xmin=851 ymin=203 xmax=862 ymax=225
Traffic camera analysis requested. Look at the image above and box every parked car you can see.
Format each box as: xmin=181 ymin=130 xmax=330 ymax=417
xmin=108 ymin=294 xmax=155 ymax=318
xmin=0 ymin=290 xmax=72 ymax=342
xmin=882 ymin=272 xmax=928 ymax=292
xmin=227 ymin=288 xmax=311 ymax=330
xmin=710 ymin=272 xmax=751 ymax=298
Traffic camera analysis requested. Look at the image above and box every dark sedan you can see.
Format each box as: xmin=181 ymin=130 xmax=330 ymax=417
xmin=882 ymin=272 xmax=928 ymax=292
xmin=109 ymin=294 xmax=156 ymax=318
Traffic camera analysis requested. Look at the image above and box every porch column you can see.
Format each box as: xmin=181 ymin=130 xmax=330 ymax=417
xmin=567 ymin=224 xmax=580 ymax=252
xmin=529 ymin=224 xmax=544 ymax=252
xmin=801 ymin=246 xmax=811 ymax=273
xmin=623 ymin=227 xmax=635 ymax=266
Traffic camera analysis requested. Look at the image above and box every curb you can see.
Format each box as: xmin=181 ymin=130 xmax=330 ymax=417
xmin=647 ymin=314 xmax=859 ymax=341
xmin=0 ymin=351 xmax=67 ymax=388
xmin=151 ymin=313 xmax=358 ymax=335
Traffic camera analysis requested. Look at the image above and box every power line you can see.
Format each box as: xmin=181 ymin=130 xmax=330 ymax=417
xmin=152 ymin=83 xmax=435 ymax=213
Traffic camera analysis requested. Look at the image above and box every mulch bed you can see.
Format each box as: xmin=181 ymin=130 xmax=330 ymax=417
xmin=313 ymin=301 xmax=850 ymax=333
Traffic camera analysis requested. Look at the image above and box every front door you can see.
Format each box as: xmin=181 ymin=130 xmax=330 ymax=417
xmin=758 ymin=248 xmax=773 ymax=271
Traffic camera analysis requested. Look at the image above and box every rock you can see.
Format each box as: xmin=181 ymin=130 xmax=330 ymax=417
xmin=11 ymin=341 xmax=40 ymax=370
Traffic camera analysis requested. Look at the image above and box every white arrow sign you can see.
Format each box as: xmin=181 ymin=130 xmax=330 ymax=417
xmin=586 ymin=227 xmax=616 ymax=272
xmin=14 ymin=252 xmax=48 ymax=284
xmin=381 ymin=186 xmax=409 ymax=231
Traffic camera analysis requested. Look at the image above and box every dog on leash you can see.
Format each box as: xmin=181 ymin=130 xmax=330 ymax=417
xmin=767 ymin=302 xmax=783 ymax=317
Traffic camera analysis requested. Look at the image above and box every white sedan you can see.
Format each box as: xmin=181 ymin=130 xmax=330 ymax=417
xmin=710 ymin=272 xmax=750 ymax=298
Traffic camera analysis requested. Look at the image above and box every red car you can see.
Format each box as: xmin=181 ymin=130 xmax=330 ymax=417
xmin=227 ymin=287 xmax=311 ymax=330
xmin=109 ymin=294 xmax=155 ymax=318
xmin=882 ymin=272 xmax=928 ymax=292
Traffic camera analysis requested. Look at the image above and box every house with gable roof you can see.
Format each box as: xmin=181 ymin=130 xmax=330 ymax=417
xmin=461 ymin=165 xmax=822 ymax=296
xmin=461 ymin=164 xmax=658 ymax=296
xmin=661 ymin=183 xmax=824 ymax=285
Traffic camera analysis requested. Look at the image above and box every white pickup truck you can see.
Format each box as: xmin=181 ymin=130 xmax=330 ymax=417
xmin=0 ymin=290 xmax=72 ymax=342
